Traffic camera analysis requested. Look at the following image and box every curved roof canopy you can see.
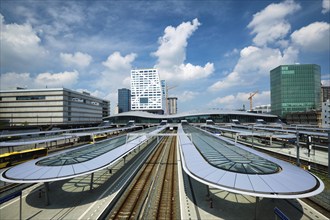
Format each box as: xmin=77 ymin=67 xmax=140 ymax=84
xmin=178 ymin=125 xmax=324 ymax=199
xmin=0 ymin=127 xmax=164 ymax=183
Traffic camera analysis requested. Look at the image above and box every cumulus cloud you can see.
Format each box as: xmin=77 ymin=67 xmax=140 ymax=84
xmin=102 ymin=52 xmax=137 ymax=72
xmin=209 ymin=46 xmax=298 ymax=91
xmin=0 ymin=71 xmax=79 ymax=89
xmin=153 ymin=18 xmax=214 ymax=81
xmin=0 ymin=72 xmax=34 ymax=89
xmin=0 ymin=13 xmax=48 ymax=71
xmin=60 ymin=52 xmax=92 ymax=68
xmin=322 ymin=0 xmax=330 ymax=13
xmin=291 ymin=22 xmax=330 ymax=52
xmin=209 ymin=91 xmax=270 ymax=110
xmin=92 ymin=52 xmax=137 ymax=109
xmin=35 ymin=71 xmax=79 ymax=87
xmin=247 ymin=0 xmax=300 ymax=46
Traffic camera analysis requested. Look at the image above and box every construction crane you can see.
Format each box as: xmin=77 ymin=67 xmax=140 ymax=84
xmin=248 ymin=91 xmax=258 ymax=111
xmin=165 ymin=85 xmax=177 ymax=115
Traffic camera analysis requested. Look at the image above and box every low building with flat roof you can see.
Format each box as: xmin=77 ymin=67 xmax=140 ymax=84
xmin=0 ymin=88 xmax=110 ymax=126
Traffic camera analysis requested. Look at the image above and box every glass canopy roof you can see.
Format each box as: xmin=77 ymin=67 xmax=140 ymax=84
xmin=183 ymin=125 xmax=280 ymax=174
xmin=37 ymin=127 xmax=157 ymax=166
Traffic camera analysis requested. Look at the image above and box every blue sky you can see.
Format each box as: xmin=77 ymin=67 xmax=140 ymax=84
xmin=1 ymin=0 xmax=329 ymax=113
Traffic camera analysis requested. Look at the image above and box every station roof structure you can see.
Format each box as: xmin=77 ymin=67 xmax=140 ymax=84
xmin=178 ymin=125 xmax=324 ymax=199
xmin=104 ymin=110 xmax=278 ymax=124
xmin=203 ymin=125 xmax=297 ymax=139
xmin=0 ymin=126 xmax=164 ymax=183
xmin=0 ymin=126 xmax=139 ymax=148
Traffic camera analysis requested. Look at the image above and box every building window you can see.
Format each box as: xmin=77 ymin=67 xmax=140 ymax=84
xmin=16 ymin=96 xmax=45 ymax=100
xmin=140 ymin=97 xmax=148 ymax=104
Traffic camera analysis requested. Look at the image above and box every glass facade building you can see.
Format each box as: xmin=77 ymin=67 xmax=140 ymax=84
xmin=118 ymin=88 xmax=131 ymax=113
xmin=270 ymin=64 xmax=321 ymax=117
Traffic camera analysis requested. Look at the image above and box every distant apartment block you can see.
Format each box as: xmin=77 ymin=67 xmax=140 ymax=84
xmin=167 ymin=97 xmax=178 ymax=115
xmin=270 ymin=64 xmax=321 ymax=118
xmin=131 ymin=68 xmax=164 ymax=114
xmin=118 ymin=88 xmax=131 ymax=113
xmin=0 ymin=88 xmax=110 ymax=126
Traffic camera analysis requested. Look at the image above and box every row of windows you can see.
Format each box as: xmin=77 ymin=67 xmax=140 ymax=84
xmin=16 ymin=96 xmax=45 ymax=100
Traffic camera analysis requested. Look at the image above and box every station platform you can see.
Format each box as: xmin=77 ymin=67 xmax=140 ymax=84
xmin=176 ymin=140 xmax=329 ymax=220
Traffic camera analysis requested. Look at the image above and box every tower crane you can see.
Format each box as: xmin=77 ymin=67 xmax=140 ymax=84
xmin=165 ymin=85 xmax=177 ymax=115
xmin=248 ymin=91 xmax=258 ymax=111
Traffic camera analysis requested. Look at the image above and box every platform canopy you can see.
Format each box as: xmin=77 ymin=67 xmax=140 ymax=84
xmin=178 ymin=125 xmax=324 ymax=199
xmin=0 ymin=126 xmax=164 ymax=183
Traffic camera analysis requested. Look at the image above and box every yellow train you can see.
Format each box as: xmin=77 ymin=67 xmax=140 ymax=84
xmin=0 ymin=148 xmax=48 ymax=169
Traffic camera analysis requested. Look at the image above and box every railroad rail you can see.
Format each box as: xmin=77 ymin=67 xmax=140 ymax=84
xmin=109 ymin=135 xmax=178 ymax=219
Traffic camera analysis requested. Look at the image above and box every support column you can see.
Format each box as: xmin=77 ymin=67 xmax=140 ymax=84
xmin=296 ymin=131 xmax=300 ymax=167
xmin=90 ymin=173 xmax=94 ymax=191
xmin=206 ymin=185 xmax=210 ymax=197
xmin=255 ymin=196 xmax=259 ymax=220
xmin=44 ymin=182 xmax=50 ymax=206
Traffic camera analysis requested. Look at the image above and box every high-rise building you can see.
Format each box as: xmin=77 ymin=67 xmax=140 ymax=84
xmin=131 ymin=68 xmax=164 ymax=114
xmin=118 ymin=88 xmax=131 ymax=113
xmin=167 ymin=97 xmax=178 ymax=115
xmin=0 ymin=88 xmax=110 ymax=126
xmin=270 ymin=64 xmax=321 ymax=118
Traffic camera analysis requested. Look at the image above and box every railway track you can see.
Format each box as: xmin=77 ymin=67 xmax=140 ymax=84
xmin=108 ymin=135 xmax=178 ymax=220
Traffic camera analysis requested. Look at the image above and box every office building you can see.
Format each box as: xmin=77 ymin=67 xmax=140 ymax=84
xmin=131 ymin=68 xmax=164 ymax=114
xmin=321 ymin=85 xmax=330 ymax=102
xmin=118 ymin=88 xmax=131 ymax=113
xmin=0 ymin=88 xmax=110 ymax=126
xmin=167 ymin=97 xmax=178 ymax=115
xmin=270 ymin=64 xmax=321 ymax=118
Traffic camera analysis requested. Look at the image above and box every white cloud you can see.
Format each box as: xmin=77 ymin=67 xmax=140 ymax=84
xmin=247 ymin=0 xmax=300 ymax=46
xmin=102 ymin=52 xmax=137 ymax=72
xmin=0 ymin=13 xmax=48 ymax=70
xmin=209 ymin=91 xmax=270 ymax=110
xmin=153 ymin=18 xmax=214 ymax=81
xmin=209 ymin=46 xmax=298 ymax=91
xmin=291 ymin=22 xmax=330 ymax=52
xmin=177 ymin=90 xmax=199 ymax=102
xmin=35 ymin=71 xmax=79 ymax=87
xmin=322 ymin=80 xmax=330 ymax=86
xmin=0 ymin=70 xmax=79 ymax=89
xmin=322 ymin=0 xmax=330 ymax=13
xmin=224 ymin=48 xmax=239 ymax=57
xmin=0 ymin=72 xmax=34 ymax=89
xmin=60 ymin=52 xmax=92 ymax=68
xmin=90 ymin=52 xmax=137 ymax=111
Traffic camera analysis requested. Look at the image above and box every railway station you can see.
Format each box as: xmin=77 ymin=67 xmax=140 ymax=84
xmin=0 ymin=111 xmax=329 ymax=219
